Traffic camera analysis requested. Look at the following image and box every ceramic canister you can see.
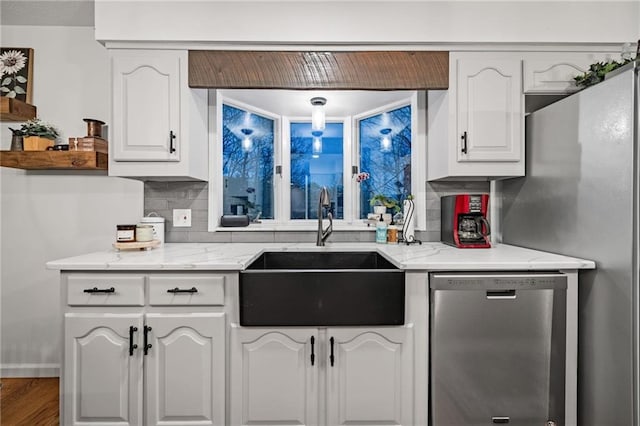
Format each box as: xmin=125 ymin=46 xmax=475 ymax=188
xmin=140 ymin=214 xmax=165 ymax=244
xmin=135 ymin=225 xmax=154 ymax=242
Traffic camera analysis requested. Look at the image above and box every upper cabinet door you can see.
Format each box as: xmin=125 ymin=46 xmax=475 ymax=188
xmin=456 ymin=58 xmax=522 ymax=163
xmin=522 ymin=52 xmax=617 ymax=94
xmin=112 ymin=51 xmax=181 ymax=161
xmin=325 ymin=327 xmax=414 ymax=426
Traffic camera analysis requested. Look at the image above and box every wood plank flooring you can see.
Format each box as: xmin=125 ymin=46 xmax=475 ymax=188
xmin=0 ymin=378 xmax=59 ymax=426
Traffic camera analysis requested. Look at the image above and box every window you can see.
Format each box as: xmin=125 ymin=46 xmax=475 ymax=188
xmin=357 ymin=105 xmax=412 ymax=219
xmin=290 ymin=122 xmax=344 ymax=219
xmin=211 ymin=91 xmax=425 ymax=230
xmin=221 ymin=104 xmax=275 ymax=221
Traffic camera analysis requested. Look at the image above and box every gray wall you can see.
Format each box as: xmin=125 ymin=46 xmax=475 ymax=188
xmin=0 ymin=25 xmax=144 ymax=377
xmin=144 ymin=181 xmax=489 ymax=243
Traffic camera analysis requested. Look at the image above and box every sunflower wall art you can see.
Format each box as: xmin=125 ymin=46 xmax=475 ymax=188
xmin=0 ymin=48 xmax=33 ymax=103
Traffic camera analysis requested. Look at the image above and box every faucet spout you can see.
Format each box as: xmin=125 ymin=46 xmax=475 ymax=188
xmin=317 ymin=187 xmax=333 ymax=246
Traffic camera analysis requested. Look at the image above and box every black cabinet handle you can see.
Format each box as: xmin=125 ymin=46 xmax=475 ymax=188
xmin=329 ymin=336 xmax=335 ymax=367
xmin=461 ymin=131 xmax=468 ymax=154
xmin=83 ymin=287 xmax=115 ymax=294
xmin=167 ymin=287 xmax=198 ymax=294
xmin=129 ymin=326 xmax=138 ymax=356
xmin=143 ymin=326 xmax=152 ymax=355
xmin=169 ymin=131 xmax=176 ymax=154
xmin=310 ymin=336 xmax=315 ymax=366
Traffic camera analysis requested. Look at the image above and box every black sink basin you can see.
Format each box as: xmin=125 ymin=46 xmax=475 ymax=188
xmin=246 ymin=251 xmax=398 ymax=270
xmin=240 ymin=251 xmax=404 ymax=326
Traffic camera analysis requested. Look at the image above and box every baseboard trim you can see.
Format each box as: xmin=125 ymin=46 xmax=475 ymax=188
xmin=1 ymin=363 xmax=60 ymax=378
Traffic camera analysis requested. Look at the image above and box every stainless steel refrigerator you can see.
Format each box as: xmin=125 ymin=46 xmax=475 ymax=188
xmin=502 ymin=61 xmax=639 ymax=426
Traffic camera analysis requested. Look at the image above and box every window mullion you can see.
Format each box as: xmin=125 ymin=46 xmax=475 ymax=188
xmin=343 ymin=117 xmax=355 ymax=224
xmin=280 ymin=118 xmax=291 ymax=222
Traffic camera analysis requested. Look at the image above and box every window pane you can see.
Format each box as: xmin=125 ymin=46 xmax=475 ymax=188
xmin=359 ymin=105 xmax=412 ymax=219
xmin=290 ymin=122 xmax=344 ymax=219
xmin=222 ymin=104 xmax=274 ymax=220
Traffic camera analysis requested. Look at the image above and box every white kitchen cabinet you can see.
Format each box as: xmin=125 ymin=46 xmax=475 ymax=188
xmin=522 ymin=51 xmax=617 ymax=94
xmin=145 ymin=313 xmax=225 ymax=426
xmin=230 ymin=326 xmax=414 ymax=426
xmin=230 ymin=328 xmax=319 ymax=426
xmin=61 ymin=272 xmax=230 ymax=426
xmin=326 ymin=328 xmax=413 ymax=426
xmin=109 ymin=50 xmax=208 ymax=180
xmin=428 ymin=52 xmax=524 ymax=180
xmin=64 ymin=314 xmax=144 ymax=426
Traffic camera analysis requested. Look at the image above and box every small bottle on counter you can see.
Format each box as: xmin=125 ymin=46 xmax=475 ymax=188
xmin=376 ymin=216 xmax=388 ymax=244
xmin=116 ymin=225 xmax=136 ymax=242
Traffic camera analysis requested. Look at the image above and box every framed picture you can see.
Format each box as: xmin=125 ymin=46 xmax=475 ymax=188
xmin=0 ymin=47 xmax=33 ymax=103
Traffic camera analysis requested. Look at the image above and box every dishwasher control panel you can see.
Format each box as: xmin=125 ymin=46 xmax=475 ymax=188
xmin=430 ymin=272 xmax=567 ymax=290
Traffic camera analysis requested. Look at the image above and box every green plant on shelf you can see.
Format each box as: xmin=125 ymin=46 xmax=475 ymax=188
xmin=17 ymin=118 xmax=60 ymax=140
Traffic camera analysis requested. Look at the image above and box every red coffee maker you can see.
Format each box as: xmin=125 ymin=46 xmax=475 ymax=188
xmin=441 ymin=194 xmax=491 ymax=248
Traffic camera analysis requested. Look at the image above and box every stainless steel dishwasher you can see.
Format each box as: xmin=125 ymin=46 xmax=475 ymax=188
xmin=430 ymin=272 xmax=567 ymax=426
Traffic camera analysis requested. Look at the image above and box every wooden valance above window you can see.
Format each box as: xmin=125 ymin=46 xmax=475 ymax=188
xmin=188 ymin=50 xmax=448 ymax=90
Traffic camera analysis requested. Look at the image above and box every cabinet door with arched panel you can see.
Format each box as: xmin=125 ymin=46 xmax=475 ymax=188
xmin=230 ymin=327 xmax=319 ymax=426
xmin=64 ymin=314 xmax=144 ymax=426
xmin=144 ymin=313 xmax=225 ymax=426
xmin=325 ymin=327 xmax=414 ymax=426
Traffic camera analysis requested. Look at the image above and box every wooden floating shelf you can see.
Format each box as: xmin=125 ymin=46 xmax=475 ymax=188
xmin=0 ymin=150 xmax=108 ymax=170
xmin=0 ymin=98 xmax=37 ymax=121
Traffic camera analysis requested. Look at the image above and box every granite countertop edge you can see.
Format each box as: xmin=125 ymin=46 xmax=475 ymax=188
xmin=46 ymin=242 xmax=596 ymax=272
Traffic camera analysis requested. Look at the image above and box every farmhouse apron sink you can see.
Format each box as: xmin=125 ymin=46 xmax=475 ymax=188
xmin=240 ymin=251 xmax=405 ymax=326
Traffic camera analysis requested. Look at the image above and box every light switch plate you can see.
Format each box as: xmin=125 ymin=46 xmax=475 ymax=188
xmin=173 ymin=209 xmax=192 ymax=227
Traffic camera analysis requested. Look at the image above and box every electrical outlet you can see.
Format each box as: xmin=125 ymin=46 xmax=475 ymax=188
xmin=173 ymin=209 xmax=192 ymax=227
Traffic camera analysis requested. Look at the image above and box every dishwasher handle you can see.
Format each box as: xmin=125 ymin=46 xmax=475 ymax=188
xmin=486 ymin=289 xmax=516 ymax=299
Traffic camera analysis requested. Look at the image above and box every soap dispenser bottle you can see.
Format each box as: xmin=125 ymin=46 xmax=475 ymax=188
xmin=376 ymin=215 xmax=388 ymax=244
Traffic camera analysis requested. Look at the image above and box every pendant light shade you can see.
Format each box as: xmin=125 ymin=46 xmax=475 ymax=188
xmin=310 ymin=97 xmax=327 ymax=132
xmin=241 ymin=128 xmax=253 ymax=152
xmin=380 ymin=128 xmax=392 ymax=152
xmin=312 ymin=136 xmax=323 ymax=157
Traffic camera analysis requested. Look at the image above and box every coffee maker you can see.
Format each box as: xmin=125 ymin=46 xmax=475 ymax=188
xmin=441 ymin=194 xmax=491 ymax=248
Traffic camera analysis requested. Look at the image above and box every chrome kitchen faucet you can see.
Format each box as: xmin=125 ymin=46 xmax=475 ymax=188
xmin=316 ymin=187 xmax=333 ymax=246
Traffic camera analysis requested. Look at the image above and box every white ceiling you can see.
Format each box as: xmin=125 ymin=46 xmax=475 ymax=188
xmin=218 ymin=89 xmax=415 ymax=118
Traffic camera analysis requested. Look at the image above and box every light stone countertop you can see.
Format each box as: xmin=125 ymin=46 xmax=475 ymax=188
xmin=46 ymin=242 xmax=595 ymax=271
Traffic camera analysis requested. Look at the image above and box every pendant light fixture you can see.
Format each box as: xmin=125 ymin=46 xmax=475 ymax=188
xmin=312 ymin=135 xmax=323 ymax=158
xmin=380 ymin=128 xmax=392 ymax=152
xmin=310 ymin=97 xmax=327 ymax=132
xmin=241 ymin=128 xmax=253 ymax=152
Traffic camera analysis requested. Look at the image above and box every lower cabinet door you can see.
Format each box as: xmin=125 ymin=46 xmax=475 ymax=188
xmin=64 ymin=314 xmax=144 ymax=426
xmin=230 ymin=327 xmax=319 ymax=426
xmin=325 ymin=327 xmax=414 ymax=426
xmin=144 ymin=313 xmax=225 ymax=426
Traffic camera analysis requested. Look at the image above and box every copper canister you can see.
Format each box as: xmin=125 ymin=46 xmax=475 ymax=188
xmin=83 ymin=118 xmax=105 ymax=138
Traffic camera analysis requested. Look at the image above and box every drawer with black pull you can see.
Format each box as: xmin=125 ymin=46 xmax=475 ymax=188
xmin=148 ymin=275 xmax=225 ymax=306
xmin=67 ymin=275 xmax=145 ymax=306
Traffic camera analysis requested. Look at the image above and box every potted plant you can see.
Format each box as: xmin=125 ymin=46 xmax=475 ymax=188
xmin=19 ymin=118 xmax=60 ymax=151
xmin=369 ymin=194 xmax=401 ymax=214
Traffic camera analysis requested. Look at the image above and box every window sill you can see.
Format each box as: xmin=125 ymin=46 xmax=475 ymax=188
xmin=212 ymin=221 xmax=416 ymax=232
